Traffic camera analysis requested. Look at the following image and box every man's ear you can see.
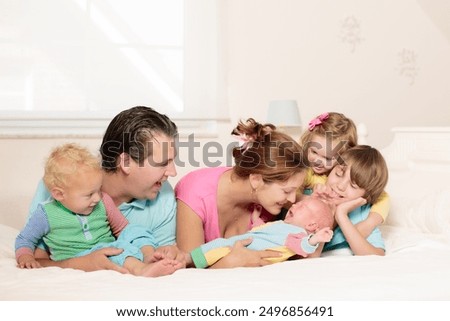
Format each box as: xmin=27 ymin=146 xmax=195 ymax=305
xmin=118 ymin=152 xmax=132 ymax=174
xmin=249 ymin=173 xmax=263 ymax=191
xmin=50 ymin=187 xmax=65 ymax=201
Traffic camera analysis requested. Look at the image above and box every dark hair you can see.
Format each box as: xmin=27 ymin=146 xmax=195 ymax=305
xmin=231 ymin=118 xmax=306 ymax=183
xmin=100 ymin=106 xmax=178 ymax=172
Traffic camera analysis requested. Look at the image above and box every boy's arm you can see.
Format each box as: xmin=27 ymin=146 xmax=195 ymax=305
xmin=354 ymin=212 xmax=383 ymax=239
xmin=335 ymin=198 xmax=385 ymax=256
xmin=15 ymin=206 xmax=50 ymax=264
xmin=35 ymin=247 xmax=129 ymax=273
xmin=354 ymin=192 xmax=389 ymax=238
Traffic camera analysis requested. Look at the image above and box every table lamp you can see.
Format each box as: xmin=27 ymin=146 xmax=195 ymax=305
xmin=266 ymin=100 xmax=302 ymax=138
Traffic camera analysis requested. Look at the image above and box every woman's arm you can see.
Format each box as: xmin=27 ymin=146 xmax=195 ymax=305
xmin=209 ymin=239 xmax=281 ymax=269
xmin=176 ymin=200 xmax=206 ymax=253
xmin=176 ymin=200 xmax=281 ymax=268
xmin=34 ymin=247 xmax=130 ymax=273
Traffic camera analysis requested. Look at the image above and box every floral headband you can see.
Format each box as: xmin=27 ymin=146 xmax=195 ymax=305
xmin=308 ymin=112 xmax=329 ymax=131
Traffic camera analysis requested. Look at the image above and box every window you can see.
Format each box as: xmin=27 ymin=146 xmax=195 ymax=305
xmin=0 ymin=0 xmax=226 ymax=137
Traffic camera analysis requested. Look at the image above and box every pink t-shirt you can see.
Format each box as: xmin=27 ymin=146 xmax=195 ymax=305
xmin=175 ymin=167 xmax=231 ymax=242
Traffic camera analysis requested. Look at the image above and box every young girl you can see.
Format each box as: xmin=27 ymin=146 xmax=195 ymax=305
xmin=299 ymin=112 xmax=390 ymax=243
xmin=312 ymin=145 xmax=389 ymax=256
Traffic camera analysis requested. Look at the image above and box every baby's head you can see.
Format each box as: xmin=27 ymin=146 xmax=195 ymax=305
xmin=284 ymin=197 xmax=334 ymax=233
xmin=300 ymin=112 xmax=357 ymax=175
xmin=44 ymin=143 xmax=103 ymax=215
xmin=328 ymin=145 xmax=388 ymax=204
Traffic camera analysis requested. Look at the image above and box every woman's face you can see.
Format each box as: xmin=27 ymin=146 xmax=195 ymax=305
xmin=126 ymin=133 xmax=177 ymax=200
xmin=326 ymin=162 xmax=365 ymax=204
xmin=255 ymin=171 xmax=306 ymax=215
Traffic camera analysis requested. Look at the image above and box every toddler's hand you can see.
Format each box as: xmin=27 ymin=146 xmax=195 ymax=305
xmin=17 ymin=254 xmax=42 ymax=269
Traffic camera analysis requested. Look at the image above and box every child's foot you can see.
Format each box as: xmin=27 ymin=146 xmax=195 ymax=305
xmin=139 ymin=259 xmax=183 ymax=277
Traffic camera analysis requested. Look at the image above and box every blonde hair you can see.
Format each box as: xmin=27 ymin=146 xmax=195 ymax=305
xmin=231 ymin=118 xmax=306 ymax=183
xmin=43 ymin=143 xmax=101 ymax=189
xmin=300 ymin=112 xmax=357 ymax=165
xmin=340 ymin=145 xmax=388 ymax=204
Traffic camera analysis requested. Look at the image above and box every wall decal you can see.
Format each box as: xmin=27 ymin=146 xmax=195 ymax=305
xmin=340 ymin=15 xmax=363 ymax=53
xmin=397 ymin=49 xmax=419 ymax=85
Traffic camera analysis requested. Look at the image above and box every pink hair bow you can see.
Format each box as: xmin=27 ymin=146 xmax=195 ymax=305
xmin=308 ymin=112 xmax=329 ymax=131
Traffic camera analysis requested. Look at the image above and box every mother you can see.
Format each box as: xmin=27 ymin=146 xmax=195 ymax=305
xmin=175 ymin=118 xmax=307 ymax=268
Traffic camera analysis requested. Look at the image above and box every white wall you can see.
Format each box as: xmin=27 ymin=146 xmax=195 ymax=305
xmin=1 ymin=0 xmax=450 ymax=228
xmin=224 ymin=0 xmax=450 ymax=148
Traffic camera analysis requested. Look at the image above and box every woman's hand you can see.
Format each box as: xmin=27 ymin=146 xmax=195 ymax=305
xmin=211 ymin=238 xmax=281 ymax=269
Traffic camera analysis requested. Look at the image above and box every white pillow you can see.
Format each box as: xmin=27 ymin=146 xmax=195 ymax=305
xmin=386 ymin=170 xmax=450 ymax=234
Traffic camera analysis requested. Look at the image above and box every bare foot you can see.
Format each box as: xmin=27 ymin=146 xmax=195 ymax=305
xmin=138 ymin=259 xmax=183 ymax=277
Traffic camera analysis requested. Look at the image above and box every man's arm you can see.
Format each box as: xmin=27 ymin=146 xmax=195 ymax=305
xmin=35 ymin=247 xmax=130 ymax=273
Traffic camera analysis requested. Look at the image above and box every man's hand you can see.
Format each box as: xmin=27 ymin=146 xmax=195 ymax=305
xmin=36 ymin=247 xmax=130 ymax=274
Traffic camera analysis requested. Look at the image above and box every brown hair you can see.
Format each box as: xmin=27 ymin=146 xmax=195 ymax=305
xmin=231 ymin=118 xmax=306 ymax=183
xmin=100 ymin=106 xmax=178 ymax=172
xmin=44 ymin=143 xmax=101 ymax=189
xmin=300 ymin=112 xmax=357 ymax=165
xmin=340 ymin=145 xmax=388 ymax=204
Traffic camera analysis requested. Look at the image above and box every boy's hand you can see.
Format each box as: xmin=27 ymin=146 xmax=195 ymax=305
xmin=336 ymin=197 xmax=367 ymax=215
xmin=17 ymin=254 xmax=42 ymax=269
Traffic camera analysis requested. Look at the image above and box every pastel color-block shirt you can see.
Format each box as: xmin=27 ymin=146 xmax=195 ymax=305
xmin=191 ymin=221 xmax=317 ymax=268
xmin=28 ymin=179 xmax=177 ymax=247
xmin=16 ymin=193 xmax=128 ymax=261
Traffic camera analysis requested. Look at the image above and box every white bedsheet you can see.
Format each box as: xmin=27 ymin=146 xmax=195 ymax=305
xmin=1 ymin=127 xmax=450 ymax=301
xmin=1 ymin=223 xmax=450 ymax=300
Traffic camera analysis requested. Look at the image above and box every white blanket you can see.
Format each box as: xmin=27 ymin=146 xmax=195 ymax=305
xmin=1 ymin=127 xmax=450 ymax=301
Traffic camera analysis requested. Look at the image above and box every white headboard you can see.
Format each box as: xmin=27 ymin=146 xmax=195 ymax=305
xmin=382 ymin=127 xmax=450 ymax=172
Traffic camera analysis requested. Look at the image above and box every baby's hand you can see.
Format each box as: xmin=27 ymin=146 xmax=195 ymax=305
xmin=17 ymin=254 xmax=42 ymax=269
xmin=309 ymin=227 xmax=333 ymax=245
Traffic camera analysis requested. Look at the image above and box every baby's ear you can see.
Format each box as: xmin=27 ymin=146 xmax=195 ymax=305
xmin=50 ymin=187 xmax=65 ymax=201
xmin=306 ymin=222 xmax=318 ymax=233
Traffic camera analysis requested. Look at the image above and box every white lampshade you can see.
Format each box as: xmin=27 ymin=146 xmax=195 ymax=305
xmin=267 ymin=100 xmax=301 ymax=127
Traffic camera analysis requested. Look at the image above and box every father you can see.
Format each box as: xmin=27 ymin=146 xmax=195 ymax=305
xmin=29 ymin=106 xmax=182 ymax=272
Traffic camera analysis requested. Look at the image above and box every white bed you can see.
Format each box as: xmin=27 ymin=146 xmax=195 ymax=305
xmin=1 ymin=127 xmax=450 ymax=301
